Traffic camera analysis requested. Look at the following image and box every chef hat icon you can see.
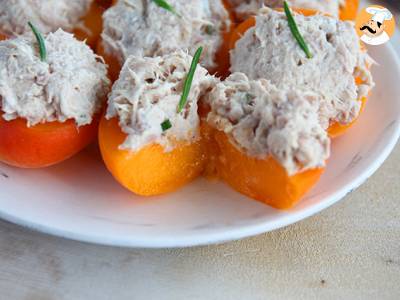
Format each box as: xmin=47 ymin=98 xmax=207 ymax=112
xmin=366 ymin=7 xmax=393 ymax=24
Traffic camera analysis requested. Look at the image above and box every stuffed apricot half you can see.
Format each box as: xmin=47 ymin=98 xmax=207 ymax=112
xmin=203 ymin=73 xmax=329 ymax=209
xmin=98 ymin=0 xmax=232 ymax=80
xmin=99 ymin=50 xmax=214 ymax=196
xmin=0 ymin=28 xmax=110 ymax=168
xmin=0 ymin=0 xmax=104 ymax=48
xmin=228 ymin=7 xmax=374 ymax=138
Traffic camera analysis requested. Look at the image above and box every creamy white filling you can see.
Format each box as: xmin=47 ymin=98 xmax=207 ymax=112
xmin=0 ymin=0 xmax=92 ymax=36
xmin=230 ymin=8 xmax=374 ymax=129
xmin=227 ymin=0 xmax=342 ymax=21
xmin=101 ymin=0 xmax=230 ymax=70
xmin=206 ymin=72 xmax=330 ymax=175
xmin=106 ymin=50 xmax=216 ymax=152
xmin=0 ymin=29 xmax=110 ymax=126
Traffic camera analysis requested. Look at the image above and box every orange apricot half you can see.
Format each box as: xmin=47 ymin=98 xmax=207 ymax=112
xmin=208 ymin=127 xmax=324 ymax=209
xmin=0 ymin=115 xmax=99 ymax=168
xmin=98 ymin=117 xmax=207 ymax=196
xmin=339 ymin=0 xmax=359 ymax=21
xmin=74 ymin=1 xmax=105 ymax=48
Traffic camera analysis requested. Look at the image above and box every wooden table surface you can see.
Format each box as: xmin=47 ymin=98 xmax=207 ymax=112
xmin=1 ymin=4 xmax=399 ymax=300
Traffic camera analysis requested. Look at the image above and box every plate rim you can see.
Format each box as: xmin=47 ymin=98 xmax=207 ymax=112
xmin=0 ymin=44 xmax=399 ymax=249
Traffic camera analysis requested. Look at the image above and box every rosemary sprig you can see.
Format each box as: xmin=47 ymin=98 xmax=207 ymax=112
xmin=177 ymin=47 xmax=203 ymax=113
xmin=28 ymin=22 xmax=46 ymax=62
xmin=283 ymin=1 xmax=312 ymax=59
xmin=161 ymin=119 xmax=172 ymax=131
xmin=151 ymin=0 xmax=181 ymax=17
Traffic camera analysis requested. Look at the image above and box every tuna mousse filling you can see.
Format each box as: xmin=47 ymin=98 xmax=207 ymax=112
xmin=105 ymin=50 xmax=215 ymax=152
xmin=227 ymin=0 xmax=345 ymax=21
xmin=100 ymin=0 xmax=230 ymax=72
xmin=230 ymin=8 xmax=374 ymax=129
xmin=0 ymin=29 xmax=110 ymax=126
xmin=205 ymin=72 xmax=330 ymax=176
xmin=0 ymin=0 xmax=93 ymax=36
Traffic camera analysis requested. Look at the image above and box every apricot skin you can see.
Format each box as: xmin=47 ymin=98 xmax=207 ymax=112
xmin=0 ymin=116 xmax=99 ymax=168
xmin=73 ymin=1 xmax=105 ymax=48
xmin=208 ymin=128 xmax=324 ymax=209
xmin=96 ymin=42 xmax=122 ymax=82
xmin=339 ymin=0 xmax=359 ymax=21
xmin=98 ymin=117 xmax=206 ymax=196
xmin=328 ymin=96 xmax=366 ymax=138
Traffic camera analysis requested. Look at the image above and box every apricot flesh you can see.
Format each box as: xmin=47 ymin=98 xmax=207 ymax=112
xmin=98 ymin=117 xmax=206 ymax=196
xmin=0 ymin=116 xmax=99 ymax=168
xmin=209 ymin=128 xmax=324 ymax=209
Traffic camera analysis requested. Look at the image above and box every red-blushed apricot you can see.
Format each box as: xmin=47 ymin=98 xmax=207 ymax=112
xmin=96 ymin=0 xmax=112 ymax=9
xmin=74 ymin=1 xmax=105 ymax=48
xmin=212 ymin=0 xmax=236 ymax=78
xmin=96 ymin=42 xmax=121 ymax=82
xmin=98 ymin=116 xmax=207 ymax=196
xmin=205 ymin=125 xmax=324 ymax=209
xmin=0 ymin=115 xmax=99 ymax=168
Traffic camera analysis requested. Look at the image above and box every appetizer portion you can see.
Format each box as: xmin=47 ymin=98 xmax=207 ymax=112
xmin=99 ymin=0 xmax=231 ymax=80
xmin=0 ymin=0 xmax=104 ymax=47
xmin=99 ymin=50 xmax=215 ymax=196
xmin=230 ymin=7 xmax=374 ymax=137
xmin=0 ymin=28 xmax=110 ymax=168
xmin=204 ymin=73 xmax=329 ymax=209
xmin=226 ymin=0 xmax=359 ymax=21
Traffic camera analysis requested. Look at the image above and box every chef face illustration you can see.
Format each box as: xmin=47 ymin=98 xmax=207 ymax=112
xmin=359 ymin=6 xmax=393 ymax=46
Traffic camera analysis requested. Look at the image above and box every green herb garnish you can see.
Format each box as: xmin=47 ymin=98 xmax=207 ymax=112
xmin=28 ymin=22 xmax=46 ymax=62
xmin=177 ymin=46 xmax=203 ymax=113
xmin=161 ymin=119 xmax=172 ymax=131
xmin=151 ymin=0 xmax=181 ymax=17
xmin=283 ymin=1 xmax=312 ymax=59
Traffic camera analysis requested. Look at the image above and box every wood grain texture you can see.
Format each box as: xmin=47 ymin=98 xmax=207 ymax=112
xmin=0 ymin=143 xmax=399 ymax=300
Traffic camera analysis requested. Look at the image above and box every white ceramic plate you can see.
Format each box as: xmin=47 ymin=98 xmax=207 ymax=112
xmin=0 ymin=44 xmax=399 ymax=248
